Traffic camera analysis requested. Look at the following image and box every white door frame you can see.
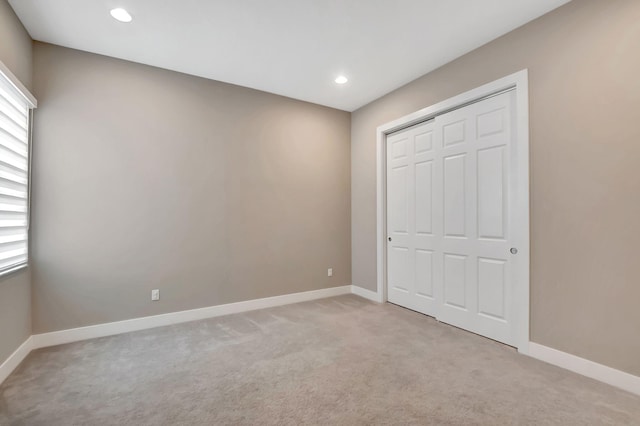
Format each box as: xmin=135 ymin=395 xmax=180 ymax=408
xmin=375 ymin=69 xmax=530 ymax=354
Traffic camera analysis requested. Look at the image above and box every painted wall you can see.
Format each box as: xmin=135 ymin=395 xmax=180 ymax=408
xmin=31 ymin=43 xmax=351 ymax=333
xmin=0 ymin=0 xmax=31 ymax=89
xmin=0 ymin=0 xmax=32 ymax=366
xmin=352 ymin=0 xmax=640 ymax=376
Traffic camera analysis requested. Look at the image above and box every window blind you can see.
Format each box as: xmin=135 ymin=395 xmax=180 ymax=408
xmin=0 ymin=71 xmax=31 ymax=274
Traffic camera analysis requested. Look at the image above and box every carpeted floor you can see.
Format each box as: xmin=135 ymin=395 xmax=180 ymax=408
xmin=1 ymin=295 xmax=639 ymax=425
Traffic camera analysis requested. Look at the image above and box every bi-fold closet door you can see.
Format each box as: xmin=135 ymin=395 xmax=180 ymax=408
xmin=386 ymin=90 xmax=518 ymax=346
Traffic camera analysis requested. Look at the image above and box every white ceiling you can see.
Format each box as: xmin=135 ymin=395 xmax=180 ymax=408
xmin=10 ymin=0 xmax=570 ymax=111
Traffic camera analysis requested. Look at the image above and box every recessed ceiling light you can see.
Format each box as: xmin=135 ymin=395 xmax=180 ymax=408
xmin=110 ymin=8 xmax=132 ymax=23
xmin=335 ymin=75 xmax=348 ymax=84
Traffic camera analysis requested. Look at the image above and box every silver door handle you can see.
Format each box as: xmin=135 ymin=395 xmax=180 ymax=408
xmin=510 ymin=248 xmax=518 ymax=254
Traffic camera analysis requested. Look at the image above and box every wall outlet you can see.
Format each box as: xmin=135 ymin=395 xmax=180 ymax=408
xmin=151 ymin=289 xmax=160 ymax=301
xmin=328 ymin=268 xmax=333 ymax=277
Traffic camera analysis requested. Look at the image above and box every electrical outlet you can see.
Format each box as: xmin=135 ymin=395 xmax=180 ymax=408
xmin=151 ymin=289 xmax=160 ymax=301
xmin=328 ymin=268 xmax=333 ymax=277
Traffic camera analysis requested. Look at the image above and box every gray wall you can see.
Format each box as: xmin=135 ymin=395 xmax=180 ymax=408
xmin=0 ymin=0 xmax=32 ymax=365
xmin=352 ymin=0 xmax=640 ymax=376
xmin=31 ymin=43 xmax=351 ymax=333
xmin=0 ymin=0 xmax=31 ymax=89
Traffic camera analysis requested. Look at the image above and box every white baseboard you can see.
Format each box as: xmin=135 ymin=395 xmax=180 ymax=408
xmin=31 ymin=285 xmax=351 ymax=350
xmin=350 ymin=285 xmax=383 ymax=303
xmin=528 ymin=342 xmax=640 ymax=396
xmin=0 ymin=336 xmax=33 ymax=385
xmin=1 ymin=286 xmax=351 ymax=386
xmin=6 ymin=288 xmax=639 ymax=399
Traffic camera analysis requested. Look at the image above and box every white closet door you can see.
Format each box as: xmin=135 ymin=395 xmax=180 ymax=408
xmin=386 ymin=90 xmax=518 ymax=346
xmin=386 ymin=119 xmax=439 ymax=317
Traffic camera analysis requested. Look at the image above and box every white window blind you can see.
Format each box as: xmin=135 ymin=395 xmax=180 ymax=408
xmin=0 ymin=68 xmax=34 ymax=275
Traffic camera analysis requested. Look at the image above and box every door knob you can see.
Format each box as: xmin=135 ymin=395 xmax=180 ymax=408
xmin=388 ymin=237 xmax=392 ymax=242
xmin=510 ymin=248 xmax=518 ymax=254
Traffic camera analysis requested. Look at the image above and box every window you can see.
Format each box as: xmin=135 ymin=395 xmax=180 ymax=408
xmin=0 ymin=64 xmax=36 ymax=276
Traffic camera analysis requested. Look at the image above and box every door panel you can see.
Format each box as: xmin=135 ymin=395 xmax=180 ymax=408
xmin=443 ymin=253 xmax=467 ymax=309
xmin=477 ymin=146 xmax=506 ymax=240
xmin=443 ymin=154 xmax=466 ymax=238
xmin=386 ymin=90 xmax=517 ymax=346
xmin=443 ymin=119 xmax=466 ymax=146
xmin=478 ymin=257 xmax=506 ymax=320
xmin=386 ymin=120 xmax=437 ymax=316
xmin=389 ymin=165 xmax=409 ymax=234
xmin=415 ymin=249 xmax=434 ymax=299
xmin=415 ymin=130 xmax=433 ymax=153
xmin=388 ymin=246 xmax=410 ymax=292
xmin=415 ymin=160 xmax=433 ymax=235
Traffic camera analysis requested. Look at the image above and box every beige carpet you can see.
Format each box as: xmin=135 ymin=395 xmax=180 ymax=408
xmin=1 ymin=295 xmax=639 ymax=425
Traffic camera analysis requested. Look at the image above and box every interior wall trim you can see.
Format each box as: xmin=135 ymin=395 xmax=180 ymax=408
xmin=30 ymin=285 xmax=352 ymax=350
xmin=0 ymin=336 xmax=33 ymax=386
xmin=528 ymin=342 xmax=640 ymax=396
xmin=0 ymin=58 xmax=37 ymax=107
xmin=0 ymin=285 xmax=348 ymax=385
xmin=4 ymin=288 xmax=640 ymax=397
xmin=351 ymin=284 xmax=383 ymax=303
